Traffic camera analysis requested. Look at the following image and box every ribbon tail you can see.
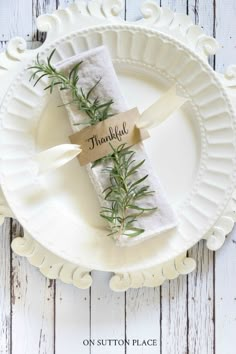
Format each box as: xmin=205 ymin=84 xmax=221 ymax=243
xmin=37 ymin=144 xmax=82 ymax=175
xmin=136 ymin=85 xmax=187 ymax=130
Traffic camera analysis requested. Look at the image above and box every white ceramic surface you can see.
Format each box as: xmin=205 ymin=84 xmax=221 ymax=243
xmin=1 ymin=24 xmax=235 ymax=273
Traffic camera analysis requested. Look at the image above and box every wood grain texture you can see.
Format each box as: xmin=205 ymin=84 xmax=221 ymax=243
xmin=215 ymin=233 xmax=236 ymax=354
xmin=188 ymin=243 xmax=214 ymax=354
xmin=215 ymin=0 xmax=236 ymax=71
xmin=161 ymin=0 xmax=187 ymax=12
xmin=0 ymin=219 xmax=11 ymax=354
xmin=11 ymin=221 xmax=55 ymax=354
xmin=187 ymin=2 xmax=215 ymax=353
xmin=214 ymin=4 xmax=236 ymax=353
xmin=0 ymin=1 xmax=236 ymax=354
xmin=161 ymin=278 xmax=188 ymax=354
xmin=90 ymin=271 xmax=125 ymax=354
xmin=125 ymin=0 xmax=143 ymax=21
xmin=55 ymin=281 xmax=90 ymax=354
xmin=125 ymin=288 xmax=161 ymax=354
xmin=0 ymin=0 xmax=33 ymax=41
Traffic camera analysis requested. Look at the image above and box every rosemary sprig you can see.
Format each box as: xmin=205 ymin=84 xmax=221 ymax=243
xmin=100 ymin=144 xmax=157 ymax=239
xmin=28 ymin=49 xmax=114 ymax=126
xmin=29 ymin=50 xmax=157 ymax=239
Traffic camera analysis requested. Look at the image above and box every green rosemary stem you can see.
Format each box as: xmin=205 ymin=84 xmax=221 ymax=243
xmin=28 ymin=49 xmax=114 ymax=126
xmin=100 ymin=144 xmax=157 ymax=238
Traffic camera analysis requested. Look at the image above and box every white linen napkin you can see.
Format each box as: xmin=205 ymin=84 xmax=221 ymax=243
xmin=55 ymin=46 xmax=177 ymax=246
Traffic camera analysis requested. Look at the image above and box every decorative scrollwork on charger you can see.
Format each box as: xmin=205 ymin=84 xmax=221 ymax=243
xmin=11 ymin=231 xmax=93 ymax=289
xmin=138 ymin=0 xmax=219 ymax=60
xmin=110 ymin=254 xmax=196 ymax=291
xmin=10 ymin=230 xmax=196 ymax=291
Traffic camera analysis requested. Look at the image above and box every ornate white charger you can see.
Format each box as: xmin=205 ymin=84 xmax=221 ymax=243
xmin=0 ymin=0 xmax=236 ymax=291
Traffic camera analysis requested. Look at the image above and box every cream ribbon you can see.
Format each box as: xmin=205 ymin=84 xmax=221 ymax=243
xmin=137 ymin=85 xmax=187 ymax=130
xmin=36 ymin=144 xmax=82 ymax=175
xmin=36 ymin=86 xmax=186 ymax=174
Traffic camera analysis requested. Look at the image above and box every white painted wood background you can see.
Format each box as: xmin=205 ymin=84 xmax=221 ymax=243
xmin=0 ymin=0 xmax=236 ymax=353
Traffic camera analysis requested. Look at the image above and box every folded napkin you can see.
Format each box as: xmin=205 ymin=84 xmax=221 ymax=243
xmin=55 ymin=46 xmax=177 ymax=246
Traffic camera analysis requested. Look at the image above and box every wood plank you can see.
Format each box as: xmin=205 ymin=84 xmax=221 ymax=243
xmin=157 ymin=1 xmax=189 ymax=353
xmin=125 ymin=0 xmax=143 ymax=21
xmin=188 ymin=242 xmax=214 ymax=354
xmin=215 ymin=0 xmax=236 ymax=72
xmin=11 ymin=220 xmax=55 ymax=354
xmin=125 ymin=288 xmax=161 ymax=354
xmin=215 ymin=2 xmax=236 ymax=353
xmin=55 ymin=282 xmax=90 ymax=354
xmin=215 ymin=231 xmax=236 ymax=354
xmin=161 ymin=277 xmax=188 ymax=354
xmin=0 ymin=219 xmax=11 ymax=354
xmin=124 ymin=4 xmax=161 ymax=354
xmin=161 ymin=0 xmax=187 ymax=12
xmin=90 ymin=271 xmax=125 ymax=354
xmin=0 ymin=0 xmax=33 ymax=41
xmin=0 ymin=42 xmax=7 ymax=51
xmin=188 ymin=0 xmax=215 ymax=36
xmin=187 ymin=2 xmax=215 ymax=353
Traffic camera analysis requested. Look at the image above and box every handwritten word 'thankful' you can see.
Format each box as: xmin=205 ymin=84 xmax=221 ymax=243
xmin=87 ymin=122 xmax=129 ymax=150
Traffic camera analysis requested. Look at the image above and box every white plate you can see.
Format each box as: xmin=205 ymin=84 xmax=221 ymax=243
xmin=1 ymin=24 xmax=236 ymax=273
